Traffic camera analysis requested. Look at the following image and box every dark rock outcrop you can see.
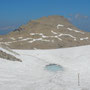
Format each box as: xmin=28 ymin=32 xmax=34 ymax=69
xmin=0 ymin=50 xmax=22 ymax=62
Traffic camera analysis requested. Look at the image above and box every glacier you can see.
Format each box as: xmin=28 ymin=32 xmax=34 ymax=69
xmin=0 ymin=45 xmax=90 ymax=90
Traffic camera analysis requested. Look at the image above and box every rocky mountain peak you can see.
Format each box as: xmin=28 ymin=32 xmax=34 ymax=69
xmin=0 ymin=15 xmax=90 ymax=49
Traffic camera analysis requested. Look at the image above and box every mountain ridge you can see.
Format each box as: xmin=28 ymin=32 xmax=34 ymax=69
xmin=0 ymin=15 xmax=90 ymax=49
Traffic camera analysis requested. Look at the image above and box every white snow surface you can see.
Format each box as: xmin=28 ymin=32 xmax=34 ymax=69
xmin=10 ymin=37 xmax=15 ymax=40
xmin=57 ymin=24 xmax=64 ymax=29
xmin=29 ymin=32 xmax=78 ymax=42
xmin=80 ymin=37 xmax=89 ymax=41
xmin=0 ymin=45 xmax=90 ymax=90
xmin=67 ymin=28 xmax=85 ymax=34
xmin=18 ymin=37 xmax=23 ymax=39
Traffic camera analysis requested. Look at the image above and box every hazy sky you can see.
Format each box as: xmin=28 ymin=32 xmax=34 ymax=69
xmin=0 ymin=0 xmax=90 ymax=34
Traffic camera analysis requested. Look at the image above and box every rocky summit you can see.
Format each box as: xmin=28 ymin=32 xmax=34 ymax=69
xmin=0 ymin=15 xmax=90 ymax=49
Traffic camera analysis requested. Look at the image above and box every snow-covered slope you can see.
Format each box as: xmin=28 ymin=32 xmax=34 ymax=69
xmin=0 ymin=45 xmax=90 ymax=90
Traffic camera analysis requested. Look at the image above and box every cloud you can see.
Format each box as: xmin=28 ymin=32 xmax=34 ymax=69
xmin=68 ymin=13 xmax=90 ymax=32
xmin=74 ymin=14 xmax=88 ymax=19
xmin=68 ymin=13 xmax=89 ymax=21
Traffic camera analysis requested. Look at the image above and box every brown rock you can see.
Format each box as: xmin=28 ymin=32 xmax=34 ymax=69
xmin=0 ymin=15 xmax=90 ymax=49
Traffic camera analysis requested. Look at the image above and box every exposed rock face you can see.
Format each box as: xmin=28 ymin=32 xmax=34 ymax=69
xmin=0 ymin=44 xmax=22 ymax=62
xmin=0 ymin=15 xmax=90 ymax=49
xmin=0 ymin=50 xmax=22 ymax=62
